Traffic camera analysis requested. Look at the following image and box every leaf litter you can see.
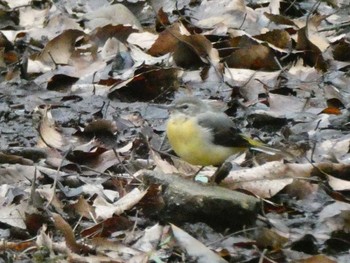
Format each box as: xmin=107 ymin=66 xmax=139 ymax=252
xmin=0 ymin=0 xmax=350 ymax=262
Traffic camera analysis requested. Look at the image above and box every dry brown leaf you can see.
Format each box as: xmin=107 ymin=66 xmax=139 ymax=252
xmin=83 ymin=119 xmax=118 ymax=135
xmin=69 ymin=195 xmax=96 ymax=220
xmin=0 ymin=152 xmax=33 ymax=165
xmin=148 ymin=23 xmax=181 ymax=56
xmin=25 ymin=213 xmax=48 ymax=235
xmin=177 ymin=34 xmax=216 ymax=62
xmin=87 ymin=149 xmax=122 ymax=173
xmin=264 ymin=12 xmax=298 ymax=27
xmin=109 ymin=67 xmax=182 ymax=101
xmin=306 ymin=16 xmax=330 ymax=53
xmin=81 ymin=215 xmax=132 ymax=238
xmin=3 ymin=50 xmax=18 ymax=64
xmin=47 ymin=74 xmax=79 ymax=91
xmin=90 ymin=24 xmax=137 ymax=46
xmin=90 ymin=236 xmax=140 ymax=256
xmin=174 ymin=34 xmax=220 ymax=68
xmin=0 ymin=48 xmax=5 ymax=67
xmin=148 ymin=22 xmax=219 ymax=68
xmin=326 ymin=97 xmax=345 ymax=109
xmin=332 ymin=39 xmax=350 ymax=62
xmin=283 ymin=179 xmax=318 ymax=199
xmin=0 ymin=240 xmax=35 ymax=252
xmin=36 ymin=29 xmax=86 ymax=66
xmin=52 ymin=213 xmax=95 ymax=254
xmin=254 ymin=29 xmax=292 ymax=50
xmin=295 ymin=254 xmax=336 ymax=263
xmin=225 ymin=44 xmax=279 ymax=70
xmin=296 ymin=26 xmax=327 ymax=71
xmin=256 ymin=228 xmax=289 ymax=250
xmin=156 ymin=7 xmax=170 ymax=31
xmin=0 ymin=31 xmax=14 ymax=50
xmin=36 ymin=106 xmax=67 ymax=150
xmin=136 ymin=184 xmax=165 ymax=216
xmin=320 ymin=107 xmax=342 ymax=115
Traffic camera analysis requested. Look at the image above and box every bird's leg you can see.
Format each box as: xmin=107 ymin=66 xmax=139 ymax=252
xmin=209 ymin=162 xmax=233 ymax=184
xmin=191 ymin=166 xmax=205 ymax=181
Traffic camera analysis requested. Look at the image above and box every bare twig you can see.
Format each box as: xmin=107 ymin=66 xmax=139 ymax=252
xmin=46 ymin=146 xmax=72 ymax=208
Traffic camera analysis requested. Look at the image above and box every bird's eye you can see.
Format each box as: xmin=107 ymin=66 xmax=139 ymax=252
xmin=180 ymin=104 xmax=189 ymax=109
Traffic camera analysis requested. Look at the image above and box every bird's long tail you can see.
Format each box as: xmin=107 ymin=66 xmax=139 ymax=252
xmin=242 ymin=135 xmax=292 ymax=158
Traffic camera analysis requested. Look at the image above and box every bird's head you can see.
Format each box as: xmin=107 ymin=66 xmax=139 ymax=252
xmin=170 ymin=97 xmax=210 ymax=116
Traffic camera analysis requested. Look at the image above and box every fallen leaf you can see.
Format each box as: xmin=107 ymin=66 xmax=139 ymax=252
xmin=81 ymin=215 xmax=132 ymax=238
xmin=36 ymin=29 xmax=86 ymax=66
xmin=132 ymin=224 xmax=163 ymax=252
xmin=109 ymin=67 xmax=182 ymax=101
xmin=52 ymin=213 xmax=95 ymax=254
xmin=83 ymin=4 xmax=142 ymax=30
xmin=36 ymin=105 xmax=67 ymax=150
xmin=171 ymin=224 xmax=228 ymax=263
xmin=93 ymin=188 xmax=148 ymax=220
xmin=294 ymin=254 xmax=336 ymax=263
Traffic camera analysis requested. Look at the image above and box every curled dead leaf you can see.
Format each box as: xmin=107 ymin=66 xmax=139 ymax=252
xmin=52 ymin=213 xmax=95 ymax=254
xmin=36 ymin=29 xmax=86 ymax=66
xmin=36 ymin=105 xmax=67 ymax=150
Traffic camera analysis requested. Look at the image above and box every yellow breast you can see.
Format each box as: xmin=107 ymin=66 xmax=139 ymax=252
xmin=166 ymin=115 xmax=237 ymax=166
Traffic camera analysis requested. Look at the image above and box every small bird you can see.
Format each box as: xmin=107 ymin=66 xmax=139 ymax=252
xmin=166 ymin=97 xmax=277 ymax=166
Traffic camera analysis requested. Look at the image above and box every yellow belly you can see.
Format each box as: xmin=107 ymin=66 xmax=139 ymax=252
xmin=166 ymin=116 xmax=237 ymax=166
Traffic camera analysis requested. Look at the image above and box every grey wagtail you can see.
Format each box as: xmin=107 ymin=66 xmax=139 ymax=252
xmin=166 ymin=97 xmax=278 ymax=166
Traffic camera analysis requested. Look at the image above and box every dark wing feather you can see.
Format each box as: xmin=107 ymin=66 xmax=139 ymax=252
xmin=197 ymin=112 xmax=251 ymax=148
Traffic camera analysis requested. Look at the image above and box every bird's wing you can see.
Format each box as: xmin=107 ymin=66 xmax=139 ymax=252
xmin=197 ymin=112 xmax=251 ymax=148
